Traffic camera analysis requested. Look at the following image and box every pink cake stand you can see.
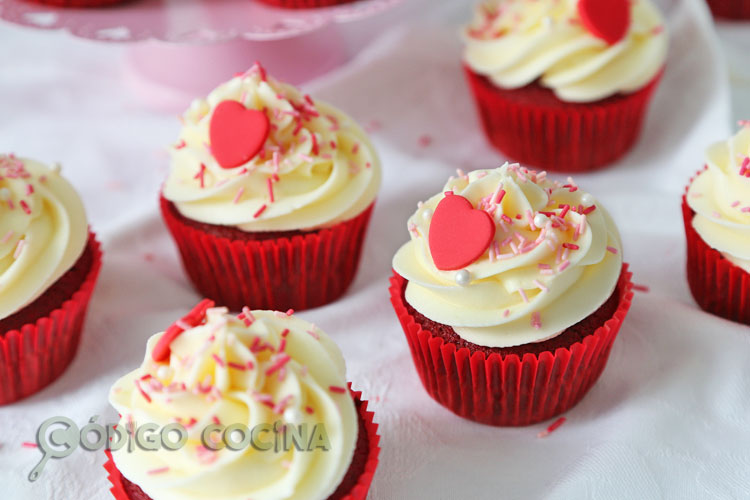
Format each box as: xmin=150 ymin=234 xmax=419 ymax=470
xmin=0 ymin=0 xmax=403 ymax=109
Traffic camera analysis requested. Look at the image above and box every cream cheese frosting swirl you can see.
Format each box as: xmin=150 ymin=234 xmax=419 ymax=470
xmin=162 ymin=64 xmax=381 ymax=232
xmin=462 ymin=0 xmax=668 ymax=103
xmin=109 ymin=307 xmax=358 ymax=500
xmin=687 ymin=126 xmax=750 ymax=273
xmin=0 ymin=156 xmax=87 ymax=320
xmin=392 ymin=163 xmax=623 ymax=348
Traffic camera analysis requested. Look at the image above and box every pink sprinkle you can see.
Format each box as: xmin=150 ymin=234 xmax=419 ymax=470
xmin=253 ymin=204 xmax=267 ymax=218
xmin=265 ymin=354 xmax=291 ymax=376
xmin=305 ymin=406 xmax=315 ymax=414
xmin=742 ymin=207 xmax=750 ymax=213
xmin=174 ymin=139 xmax=186 ymax=149
xmin=286 ymin=309 xmax=294 ymax=316
xmin=233 ymin=187 xmax=245 ymax=204
xmin=239 ymin=306 xmax=255 ymax=326
xmin=558 ymin=260 xmax=570 ymax=272
xmin=633 ymin=284 xmax=650 ymax=293
xmin=504 ymin=309 xmax=510 ymax=317
xmin=352 ymin=143 xmax=360 ymax=155
xmin=740 ymin=157 xmax=750 ymax=177
xmin=307 ymin=329 xmax=320 ymax=340
xmin=418 ymin=135 xmax=432 ymax=148
xmin=562 ymin=243 xmax=579 ymax=250
xmin=194 ymin=163 xmax=207 ymax=189
xmin=518 ymin=288 xmax=529 ymax=303
xmin=228 ymin=362 xmax=246 ymax=371
xmin=606 ymin=246 xmax=619 ymax=254
xmin=531 ymin=312 xmax=542 ymax=330
xmin=19 ymin=200 xmax=31 ymax=215
xmin=731 ymin=201 xmax=741 ymax=208
xmin=148 ymin=467 xmax=170 ymax=475
xmin=211 ymin=354 xmax=226 ymax=368
xmin=538 ymin=263 xmax=551 ymax=270
xmin=26 ymin=184 xmax=34 ymax=195
xmin=21 ymin=442 xmax=37 ymax=448
xmin=13 ymin=239 xmax=24 ymax=259
xmin=651 ymin=25 xmax=664 ymax=35
xmin=739 ymin=119 xmax=750 ymax=129
xmin=281 ymin=328 xmax=290 ymax=337
xmin=533 ymin=280 xmax=548 ymax=292
xmin=1 ymin=230 xmax=13 ymax=244
xmin=134 ymin=379 xmax=152 ymax=403
xmin=537 ymin=416 xmax=567 ymax=438
xmin=329 ymin=386 xmax=347 ymax=394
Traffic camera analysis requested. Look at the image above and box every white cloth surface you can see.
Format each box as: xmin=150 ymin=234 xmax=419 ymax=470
xmin=1 ymin=0 xmax=750 ymax=499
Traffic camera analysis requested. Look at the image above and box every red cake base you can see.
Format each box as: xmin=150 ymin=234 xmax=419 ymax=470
xmin=389 ymin=265 xmax=634 ymax=426
xmin=464 ymin=66 xmax=663 ymax=172
xmin=256 ymin=0 xmax=359 ymax=9
xmin=0 ymin=232 xmax=102 ymax=405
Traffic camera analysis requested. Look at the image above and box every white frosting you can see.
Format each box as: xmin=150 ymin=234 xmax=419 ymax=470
xmin=463 ymin=0 xmax=668 ymax=103
xmin=687 ymin=127 xmax=750 ymax=273
xmin=109 ymin=308 xmax=358 ymax=500
xmin=0 ymin=156 xmax=87 ymax=320
xmin=392 ymin=164 xmax=623 ymax=348
xmin=163 ymin=65 xmax=381 ymax=232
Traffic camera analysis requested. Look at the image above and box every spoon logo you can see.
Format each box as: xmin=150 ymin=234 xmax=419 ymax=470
xmin=29 ymin=417 xmax=80 ymax=482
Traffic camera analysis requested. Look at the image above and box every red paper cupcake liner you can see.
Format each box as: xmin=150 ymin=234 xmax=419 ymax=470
xmin=682 ymin=175 xmax=750 ymax=325
xmin=0 ymin=232 xmax=102 ymax=405
xmin=389 ymin=265 xmax=634 ymax=426
xmin=705 ymin=0 xmax=750 ymax=19
xmin=160 ymin=196 xmax=374 ymax=312
xmin=256 ymin=0 xmax=359 ymax=8
xmin=464 ymin=65 xmax=664 ymax=173
xmin=22 ymin=0 xmax=129 ymax=7
xmin=104 ymin=387 xmax=380 ymax=500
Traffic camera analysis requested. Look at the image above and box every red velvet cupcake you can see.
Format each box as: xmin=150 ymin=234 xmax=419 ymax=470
xmin=462 ymin=0 xmax=668 ymax=172
xmin=706 ymin=0 xmax=750 ymax=19
xmin=106 ymin=302 xmax=379 ymax=500
xmin=0 ymin=156 xmax=102 ymax=405
xmin=161 ymin=63 xmax=380 ymax=312
xmin=683 ymin=125 xmax=750 ymax=325
xmin=390 ymin=163 xmax=633 ymax=425
xmin=256 ymin=0 xmax=359 ymax=8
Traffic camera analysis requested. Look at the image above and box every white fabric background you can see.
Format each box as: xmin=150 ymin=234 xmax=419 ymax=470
xmin=1 ymin=0 xmax=750 ymax=498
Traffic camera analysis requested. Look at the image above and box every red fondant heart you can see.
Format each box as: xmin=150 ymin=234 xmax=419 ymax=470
xmin=428 ymin=194 xmax=496 ymax=271
xmin=578 ymin=0 xmax=630 ymax=45
xmin=209 ymin=100 xmax=270 ymax=169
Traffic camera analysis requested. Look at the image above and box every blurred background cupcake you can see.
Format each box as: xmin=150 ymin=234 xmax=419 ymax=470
xmin=462 ymin=0 xmax=668 ymax=172
xmin=105 ymin=301 xmax=379 ymax=500
xmin=683 ymin=124 xmax=750 ymax=325
xmin=0 ymin=155 xmax=102 ymax=405
xmin=22 ymin=0 xmax=131 ymax=7
xmin=390 ymin=163 xmax=633 ymax=425
xmin=161 ymin=63 xmax=381 ymax=312
xmin=256 ymin=0 xmax=360 ymax=8
xmin=706 ymin=0 xmax=750 ymax=20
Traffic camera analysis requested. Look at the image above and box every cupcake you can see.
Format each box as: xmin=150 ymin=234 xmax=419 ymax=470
xmin=161 ymin=63 xmax=380 ymax=312
xmin=0 ymin=155 xmax=102 ymax=405
xmin=390 ymin=163 xmax=633 ymax=426
xmin=462 ymin=0 xmax=668 ymax=172
xmin=256 ymin=0 xmax=359 ymax=8
xmin=105 ymin=301 xmax=380 ymax=500
xmin=706 ymin=0 xmax=750 ymax=20
xmin=683 ymin=124 xmax=750 ymax=325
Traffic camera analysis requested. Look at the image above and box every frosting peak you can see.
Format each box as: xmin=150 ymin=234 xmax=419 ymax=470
xmin=462 ymin=0 xmax=668 ymax=102
xmin=0 ymin=156 xmax=87 ymax=320
xmin=109 ymin=306 xmax=357 ymax=500
xmin=162 ymin=64 xmax=380 ymax=232
xmin=392 ymin=163 xmax=623 ymax=347
xmin=687 ymin=125 xmax=750 ymax=272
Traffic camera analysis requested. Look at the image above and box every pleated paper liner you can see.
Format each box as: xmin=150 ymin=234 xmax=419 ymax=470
xmin=0 ymin=232 xmax=102 ymax=405
xmin=255 ymin=0 xmax=360 ymax=8
xmin=682 ymin=175 xmax=750 ymax=325
xmin=104 ymin=387 xmax=380 ymax=500
xmin=705 ymin=0 xmax=750 ymax=19
xmin=160 ymin=196 xmax=374 ymax=312
xmin=389 ymin=265 xmax=634 ymax=426
xmin=463 ymin=66 xmax=663 ymax=173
